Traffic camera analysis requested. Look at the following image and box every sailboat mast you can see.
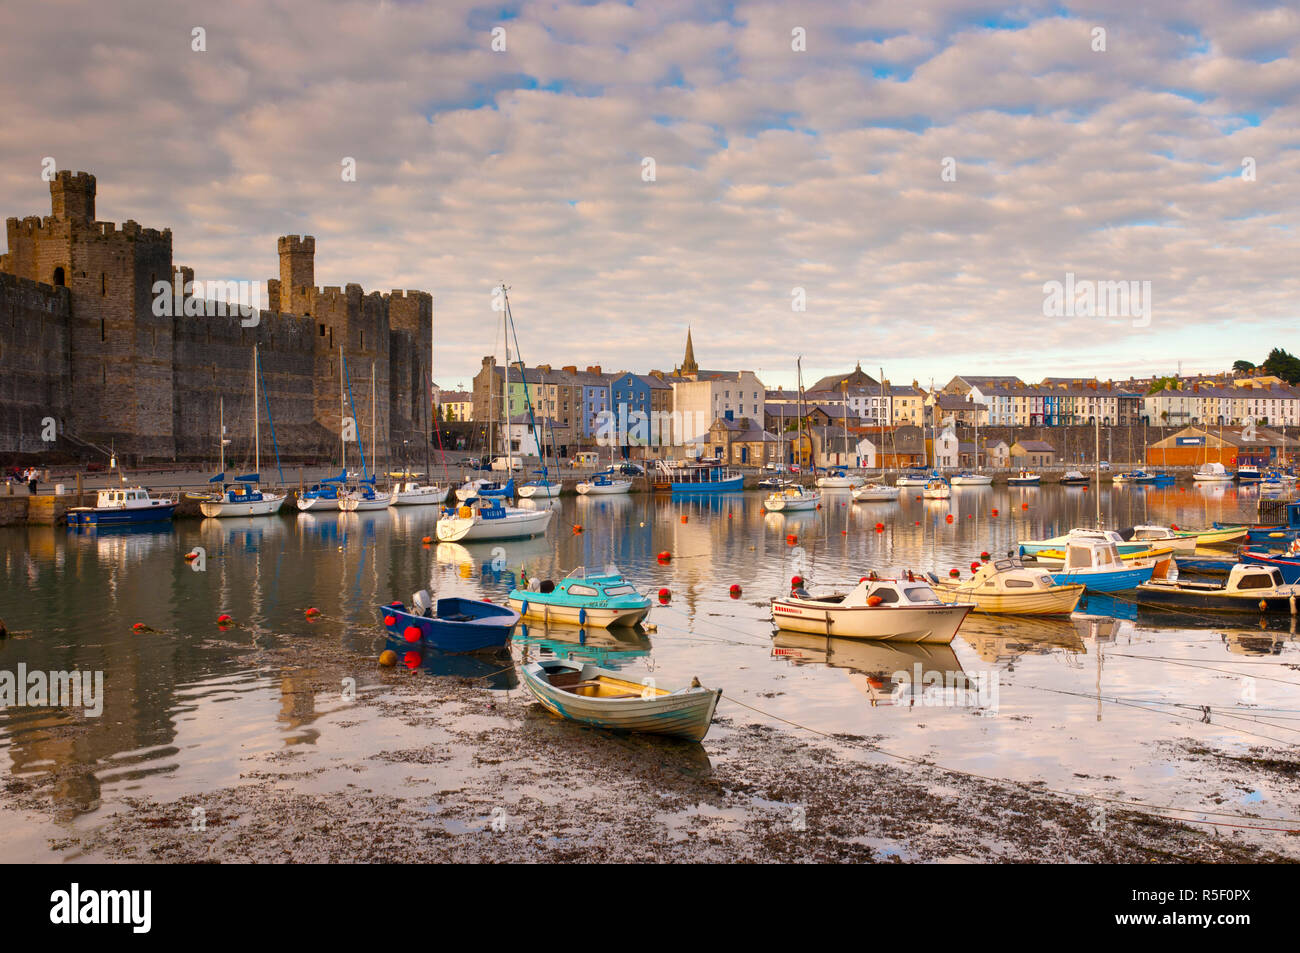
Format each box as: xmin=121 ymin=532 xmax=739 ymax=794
xmin=253 ymin=346 xmax=260 ymax=476
xmin=371 ymin=360 xmax=377 ymax=487
xmin=1094 ymin=412 xmax=1101 ymax=527
xmin=219 ymin=396 xmax=225 ymax=476
xmin=426 ymin=297 xmax=433 ymax=483
xmin=339 ymin=345 xmax=346 ymax=475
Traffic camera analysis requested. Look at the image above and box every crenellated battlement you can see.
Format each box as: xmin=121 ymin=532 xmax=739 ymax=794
xmin=277 ymin=234 xmax=315 ymax=255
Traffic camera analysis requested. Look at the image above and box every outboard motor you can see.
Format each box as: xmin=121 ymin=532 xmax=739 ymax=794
xmin=412 ymin=589 xmax=434 ymax=617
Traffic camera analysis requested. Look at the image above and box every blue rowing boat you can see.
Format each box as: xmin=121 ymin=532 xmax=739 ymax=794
xmin=378 ymin=592 xmax=520 ymax=652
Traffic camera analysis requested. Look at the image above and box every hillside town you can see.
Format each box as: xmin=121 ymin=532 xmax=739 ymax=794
xmin=449 ymin=330 xmax=1300 ymax=471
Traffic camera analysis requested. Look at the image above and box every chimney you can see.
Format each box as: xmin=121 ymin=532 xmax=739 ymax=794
xmin=587 ymin=365 xmax=601 ymax=375
xmin=561 ymin=365 xmax=577 ymax=373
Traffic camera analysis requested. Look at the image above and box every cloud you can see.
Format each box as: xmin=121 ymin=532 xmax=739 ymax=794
xmin=0 ymin=0 xmax=1296 ymax=388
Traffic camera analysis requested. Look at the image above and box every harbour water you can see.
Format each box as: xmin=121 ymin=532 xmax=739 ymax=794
xmin=1 ymin=481 xmax=1297 ymax=859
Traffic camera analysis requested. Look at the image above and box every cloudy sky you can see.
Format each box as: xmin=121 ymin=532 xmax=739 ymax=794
xmin=2 ymin=0 xmax=1297 ymax=390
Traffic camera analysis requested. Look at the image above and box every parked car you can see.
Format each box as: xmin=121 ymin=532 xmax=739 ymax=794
xmin=1099 ymin=461 xmax=1111 ymax=470
xmin=619 ymin=462 xmax=645 ymax=476
xmin=490 ymin=456 xmax=525 ymax=472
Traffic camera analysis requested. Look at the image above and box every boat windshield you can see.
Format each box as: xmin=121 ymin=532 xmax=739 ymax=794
xmin=603 ymin=585 xmax=636 ymax=596
xmin=564 ymin=564 xmax=622 ymax=580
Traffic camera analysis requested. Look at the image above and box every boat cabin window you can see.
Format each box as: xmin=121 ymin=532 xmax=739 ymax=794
xmin=872 ymin=587 xmax=899 ymax=604
xmin=902 ymin=585 xmax=936 ymax=601
xmin=603 ymin=585 xmax=635 ymax=596
xmin=1068 ymin=545 xmax=1092 ymax=568
xmin=568 ymin=584 xmax=598 ymax=597
xmin=1004 ymin=579 xmax=1034 ymax=588
xmin=1236 ymin=573 xmax=1274 ymax=590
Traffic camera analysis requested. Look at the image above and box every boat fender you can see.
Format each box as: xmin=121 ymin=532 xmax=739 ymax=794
xmin=403 ymin=625 xmax=421 ymax=643
xmin=1259 ymin=600 xmax=1268 ymax=612
xmin=578 ymin=608 xmax=587 ymax=624
xmin=383 ymin=615 xmax=396 ymax=626
xmin=1291 ymin=596 xmax=1297 ymax=616
xmin=404 ymin=651 xmax=422 ymax=669
xmin=520 ymin=601 xmax=528 ymax=615
xmin=867 ymin=595 xmax=883 ymax=607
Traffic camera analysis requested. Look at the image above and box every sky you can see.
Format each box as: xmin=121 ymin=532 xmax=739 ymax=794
xmin=1 ymin=0 xmax=1297 ymax=391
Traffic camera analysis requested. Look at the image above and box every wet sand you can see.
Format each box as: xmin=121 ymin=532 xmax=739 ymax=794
xmin=5 ymin=633 xmax=1296 ymax=864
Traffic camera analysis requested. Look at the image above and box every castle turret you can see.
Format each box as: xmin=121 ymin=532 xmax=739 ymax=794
xmin=50 ymin=171 xmax=96 ymax=225
xmin=277 ymin=235 xmax=315 ymax=315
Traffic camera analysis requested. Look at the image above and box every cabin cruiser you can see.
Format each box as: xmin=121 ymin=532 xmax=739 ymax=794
xmin=816 ymin=469 xmax=862 ymax=489
xmin=67 ymin=486 xmax=177 ymax=525
xmin=507 ymin=566 xmax=652 ymax=628
xmin=1060 ymin=471 xmax=1090 ymax=485
xmin=852 ymin=483 xmax=901 ymax=502
xmin=931 ymin=557 xmax=1084 ymax=615
xmin=1006 ymin=470 xmax=1041 ymax=486
xmin=1136 ymin=564 xmax=1300 ymax=614
xmin=390 ymin=479 xmax=449 ymax=506
xmin=949 ymin=471 xmax=993 ymax=486
xmin=1121 ymin=524 xmax=1198 ymax=554
xmin=435 ymin=497 xmax=553 ymax=542
xmin=576 ymin=469 xmax=633 ymax=495
xmin=922 ymin=478 xmax=951 ymax=499
xmin=771 ymin=573 xmax=973 ymax=643
xmin=1193 ymin=462 xmax=1232 ymax=483
xmin=1236 ymin=465 xmax=1262 ymax=483
xmin=763 ymin=485 xmax=821 ymax=512
xmin=1029 ymin=534 xmax=1166 ymax=592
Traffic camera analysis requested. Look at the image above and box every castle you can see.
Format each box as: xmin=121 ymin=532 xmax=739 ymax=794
xmin=0 ymin=171 xmax=431 ymax=465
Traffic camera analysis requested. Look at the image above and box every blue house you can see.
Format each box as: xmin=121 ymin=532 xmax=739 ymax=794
xmin=609 ymin=371 xmax=652 ymax=447
xmin=565 ymin=366 xmax=613 ymax=441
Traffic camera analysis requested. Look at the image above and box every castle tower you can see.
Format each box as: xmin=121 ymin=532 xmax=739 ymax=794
xmin=50 ymin=171 xmax=96 ymax=225
xmin=277 ymin=235 xmax=315 ymax=315
xmin=680 ymin=327 xmax=698 ymax=377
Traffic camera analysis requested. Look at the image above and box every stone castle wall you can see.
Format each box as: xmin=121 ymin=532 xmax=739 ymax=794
xmin=0 ymin=273 xmax=71 ymax=453
xmin=0 ymin=173 xmax=432 ymax=466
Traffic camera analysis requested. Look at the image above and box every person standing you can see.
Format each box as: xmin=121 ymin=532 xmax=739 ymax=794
xmin=26 ymin=467 xmax=37 ymax=496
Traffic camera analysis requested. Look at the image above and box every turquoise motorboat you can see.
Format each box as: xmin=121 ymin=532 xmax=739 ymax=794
xmin=507 ymin=566 xmax=653 ymax=628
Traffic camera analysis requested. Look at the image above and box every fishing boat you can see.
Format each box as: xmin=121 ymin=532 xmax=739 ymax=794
xmin=771 ymin=574 xmax=973 ymax=643
xmin=1193 ymin=462 xmax=1233 ymax=483
xmin=764 ymin=485 xmax=821 ymax=512
xmin=379 ymin=590 xmax=519 ymax=652
xmin=1019 ymin=528 xmax=1152 ymax=557
xmin=1237 ymin=465 xmax=1262 ymax=483
xmin=339 ymin=478 xmax=393 ymax=511
xmin=1176 ymin=554 xmax=1239 ymax=576
xmin=390 ymin=478 xmax=449 ymax=506
xmin=1034 ymin=535 xmax=1158 ymax=592
xmin=576 ymin=469 xmax=633 ymax=495
xmin=1171 ymin=525 xmax=1248 ymax=547
xmin=1240 ymin=544 xmax=1300 ymax=584
xmin=1121 ymin=524 xmax=1198 ymax=554
xmin=507 ymin=566 xmax=652 ymax=627
xmin=1135 ymin=565 xmax=1300 ymax=614
xmin=852 ymin=482 xmax=900 ymax=502
xmin=663 ymin=459 xmax=744 ymax=495
xmin=67 ymin=486 xmax=177 ymax=526
xmin=1060 ymin=470 xmax=1090 ymax=485
xmin=195 ymin=348 xmax=288 ymax=517
xmin=949 ymin=471 xmax=992 ymax=486
xmin=1113 ymin=469 xmax=1155 ymax=484
xmin=1006 ymin=470 xmax=1041 ymax=486
xmin=816 ymin=469 xmax=862 ymax=489
xmin=521 ymin=658 xmax=722 ymax=742
xmin=931 ymin=557 xmax=1085 ymax=615
xmin=434 ymin=497 xmax=552 ymax=542
xmin=922 ymin=478 xmax=950 ymax=499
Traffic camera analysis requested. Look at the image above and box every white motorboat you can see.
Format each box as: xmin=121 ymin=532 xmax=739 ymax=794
xmin=895 ymin=472 xmax=931 ymax=487
xmin=815 ymin=470 xmax=862 ymax=489
xmin=1006 ymin=469 xmax=1041 ymax=486
xmin=390 ymin=480 xmax=449 ymax=506
xmin=931 ymin=558 xmax=1085 ymax=615
xmin=1193 ymin=462 xmax=1233 ymax=483
xmin=576 ymin=470 xmax=632 ymax=495
xmin=771 ymin=573 xmax=973 ymax=643
xmin=922 ymin=478 xmax=950 ymax=499
xmin=518 ymin=480 xmax=562 ymax=498
xmin=1123 ymin=524 xmax=1198 ymax=554
xmin=852 ymin=483 xmax=900 ymax=502
xmin=763 ymin=486 xmax=821 ymax=512
xmin=435 ymin=498 xmax=553 ymax=542
xmin=949 ymin=471 xmax=992 ymax=486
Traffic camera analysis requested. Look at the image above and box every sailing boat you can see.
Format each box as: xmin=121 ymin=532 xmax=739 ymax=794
xmin=765 ymin=359 xmax=820 ymax=512
xmin=513 ymin=300 xmax=563 ymax=499
xmin=853 ymin=368 xmax=900 ymax=501
xmin=435 ymin=284 xmax=553 ymax=542
xmin=817 ymin=379 xmax=863 ymax=489
xmin=393 ymin=304 xmax=450 ymax=505
xmin=949 ymin=406 xmax=991 ymax=485
xmin=297 ymin=347 xmax=349 ymax=511
xmin=576 ymin=419 xmax=632 ymax=496
xmin=340 ymin=361 xmax=394 ymax=511
xmin=199 ymin=346 xmax=287 ymax=517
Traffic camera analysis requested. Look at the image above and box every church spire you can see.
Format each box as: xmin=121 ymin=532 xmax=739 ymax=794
xmin=681 ymin=327 xmax=698 ymax=376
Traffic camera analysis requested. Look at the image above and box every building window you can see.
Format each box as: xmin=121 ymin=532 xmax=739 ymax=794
xmin=53 ymin=266 xmax=65 ymax=287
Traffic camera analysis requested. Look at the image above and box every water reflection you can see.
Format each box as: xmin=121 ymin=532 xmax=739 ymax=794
xmin=772 ymin=631 xmax=969 ymax=705
xmin=514 ymin=621 xmax=652 ymax=668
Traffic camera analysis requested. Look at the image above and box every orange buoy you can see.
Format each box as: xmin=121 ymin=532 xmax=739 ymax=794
xmin=1021 ymin=502 xmax=1029 ymax=510
xmin=991 ymin=508 xmax=999 ymax=516
xmin=841 ymin=529 xmax=847 ymax=535
xmin=573 ymin=524 xmax=583 ymax=534
xmin=132 ymin=622 xmax=147 ymax=632
xmin=378 ymin=650 xmax=397 ymax=667
xmin=874 ymin=522 xmax=885 ymax=532
xmin=786 ymin=534 xmax=797 ymax=545
xmin=914 ymin=520 xmax=920 ymax=525
xmin=658 ymin=588 xmax=671 ymax=603
xmin=183 ymin=551 xmax=198 ymax=561
xmin=383 ymin=614 xmax=396 ymax=626
xmin=403 ymin=625 xmax=421 ymax=643
xmin=867 ymin=595 xmax=883 ymax=607
xmin=681 ymin=514 xmax=688 ymax=523
xmin=945 ymin=514 xmax=953 ymax=523
xmin=421 ymin=536 xmax=432 ymax=544
xmin=729 ymin=584 xmax=742 ymax=598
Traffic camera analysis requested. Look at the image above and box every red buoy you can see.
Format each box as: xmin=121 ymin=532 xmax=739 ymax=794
xmin=791 ymin=575 xmax=804 ymax=588
xmin=132 ymin=622 xmax=147 ymax=632
xmin=657 ymin=551 xmax=671 ymax=562
xmin=306 ymin=607 xmax=321 ymax=618
xmin=980 ymin=551 xmax=990 ymax=560
xmin=403 ymin=651 xmax=421 ymax=669
xmin=216 ymin=613 xmax=232 ymax=625
xmin=658 ymin=588 xmax=671 ymax=603
xmin=421 ymin=536 xmax=432 ymax=544
xmin=573 ymin=524 xmax=583 ymax=534
xmin=183 ymin=551 xmax=198 ymax=561
xmin=383 ymin=614 xmax=396 ymax=626
xmin=950 ymin=568 xmax=960 ymax=577
xmin=945 ymin=514 xmax=953 ymax=523
xmin=681 ymin=514 xmax=688 ymax=523
xmin=403 ymin=625 xmax=421 ymax=643
xmin=1021 ymin=502 xmax=1029 ymax=510
xmin=786 ymin=534 xmax=797 ymax=545
xmin=729 ymin=584 xmax=742 ymax=598
xmin=970 ymin=561 xmax=981 ymax=572
xmin=874 ymin=522 xmax=885 ymax=532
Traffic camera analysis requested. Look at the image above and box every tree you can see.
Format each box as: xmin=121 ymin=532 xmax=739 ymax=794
xmin=1263 ymin=348 xmax=1300 ymax=385
xmin=1232 ymin=359 xmax=1255 ymax=373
